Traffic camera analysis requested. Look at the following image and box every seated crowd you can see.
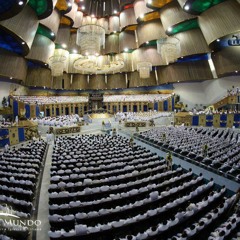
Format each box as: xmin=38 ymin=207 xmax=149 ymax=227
xmin=13 ymin=96 xmax=89 ymax=105
xmin=32 ymin=114 xmax=83 ymax=127
xmin=0 ymin=140 xmax=47 ymax=239
xmin=48 ymin=134 xmax=239 ymax=239
xmin=115 ymin=111 xmax=172 ymax=122
xmin=0 ymin=119 xmax=12 ymax=128
xmin=103 ymin=94 xmax=171 ymax=103
xmin=139 ymin=126 xmax=240 ymax=181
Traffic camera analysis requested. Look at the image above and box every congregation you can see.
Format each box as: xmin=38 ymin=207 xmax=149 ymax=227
xmin=46 ymin=134 xmax=239 ymax=240
xmin=32 ymin=115 xmax=82 ymax=128
xmin=103 ymin=94 xmax=172 ymax=103
xmin=139 ymin=127 xmax=240 ymax=181
xmin=13 ymin=96 xmax=89 ymax=105
xmin=115 ymin=111 xmax=172 ymax=122
xmin=0 ymin=140 xmax=47 ymax=239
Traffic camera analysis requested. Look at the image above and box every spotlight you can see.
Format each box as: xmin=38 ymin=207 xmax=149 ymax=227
xmin=184 ymin=5 xmax=190 ymax=11
xmin=167 ymin=27 xmax=172 ymax=32
xmin=124 ymin=48 xmax=129 ymax=52
xmin=62 ymin=43 xmax=67 ymax=48
xmin=18 ymin=1 xmax=24 ymax=5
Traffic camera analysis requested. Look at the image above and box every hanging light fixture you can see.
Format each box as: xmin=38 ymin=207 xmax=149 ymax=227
xmin=137 ymin=62 xmax=152 ymax=78
xmin=49 ymin=49 xmax=69 ymax=77
xmin=76 ymin=24 xmax=105 ymax=56
xmin=74 ymin=54 xmax=124 ymax=74
xmin=74 ymin=18 xmax=124 ymax=74
xmin=157 ymin=37 xmax=180 ymax=64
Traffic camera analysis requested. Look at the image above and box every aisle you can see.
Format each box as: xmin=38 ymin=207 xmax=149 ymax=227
xmin=36 ymin=143 xmax=53 ymax=240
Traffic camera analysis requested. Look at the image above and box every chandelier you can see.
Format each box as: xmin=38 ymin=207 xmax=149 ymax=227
xmin=137 ymin=62 xmax=152 ymax=78
xmin=49 ymin=49 xmax=69 ymax=77
xmin=157 ymin=37 xmax=180 ymax=65
xmin=76 ymin=24 xmax=105 ymax=56
xmin=74 ymin=55 xmax=124 ymax=74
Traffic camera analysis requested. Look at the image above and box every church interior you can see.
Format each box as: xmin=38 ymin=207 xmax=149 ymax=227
xmin=0 ymin=0 xmax=240 ymax=239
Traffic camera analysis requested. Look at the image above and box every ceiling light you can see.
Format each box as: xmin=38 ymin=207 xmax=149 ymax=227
xmin=91 ymin=14 xmax=95 ymax=18
xmin=10 ymin=77 xmax=13 ymax=79
xmin=62 ymin=43 xmax=67 ymax=48
xmin=82 ymin=6 xmax=85 ymax=10
xmin=235 ymin=71 xmax=238 ymax=73
xmin=72 ymin=49 xmax=78 ymax=54
xmin=51 ymin=32 xmax=55 ymax=36
xmin=184 ymin=5 xmax=190 ymax=11
xmin=113 ymin=31 xmax=117 ymax=33
xmin=68 ymin=2 xmax=72 ymax=7
xmin=113 ymin=10 xmax=118 ymax=14
xmin=124 ymin=48 xmax=129 ymax=52
xmin=167 ymin=27 xmax=172 ymax=32
xmin=146 ymin=41 xmax=149 ymax=44
xmin=22 ymin=42 xmax=25 ymax=45
xmin=18 ymin=1 xmax=24 ymax=5
xmin=148 ymin=0 xmax=152 ymax=4
xmin=217 ymin=39 xmax=220 ymax=42
xmin=140 ymin=14 xmax=144 ymax=19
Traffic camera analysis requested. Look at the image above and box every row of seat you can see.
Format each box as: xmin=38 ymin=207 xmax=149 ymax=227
xmin=0 ymin=140 xmax=47 ymax=240
xmin=48 ymin=134 xmax=239 ymax=240
xmin=139 ymin=126 xmax=240 ymax=181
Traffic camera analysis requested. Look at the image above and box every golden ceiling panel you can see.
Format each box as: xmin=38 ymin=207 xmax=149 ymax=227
xmin=55 ymin=0 xmax=68 ymax=11
xmin=60 ymin=16 xmax=72 ymax=26
xmin=124 ymin=25 xmax=138 ymax=31
xmin=143 ymin=11 xmax=160 ymax=22
xmin=149 ymin=0 xmax=173 ymax=9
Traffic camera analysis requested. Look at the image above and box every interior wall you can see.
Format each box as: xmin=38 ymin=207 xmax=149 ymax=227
xmin=0 ymin=80 xmax=28 ymax=107
xmin=173 ymin=76 xmax=240 ymax=110
xmin=0 ymin=81 xmax=13 ymax=107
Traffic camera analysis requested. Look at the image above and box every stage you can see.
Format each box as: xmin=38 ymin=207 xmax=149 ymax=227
xmin=85 ymin=108 xmax=112 ymax=119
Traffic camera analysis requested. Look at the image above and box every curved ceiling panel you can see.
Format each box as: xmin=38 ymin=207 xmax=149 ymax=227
xmin=40 ymin=9 xmax=61 ymax=36
xmin=119 ymin=31 xmax=137 ymax=53
xmin=133 ymin=0 xmax=152 ymax=20
xmin=120 ymin=7 xmax=138 ymax=30
xmin=0 ymin=49 xmax=27 ymax=82
xmin=0 ymin=0 xmax=27 ymax=21
xmin=0 ymin=5 xmax=39 ymax=55
xmin=28 ymin=0 xmax=53 ymax=19
xmin=167 ymin=18 xmax=199 ymax=35
xmin=175 ymin=28 xmax=210 ymax=58
xmin=136 ymin=19 xmax=166 ymax=46
xmin=26 ymin=34 xmax=55 ymax=64
xmin=198 ymin=0 xmax=240 ymax=45
xmin=55 ymin=0 xmax=72 ymax=14
xmin=181 ymin=0 xmax=226 ymax=15
xmin=0 ymin=26 xmax=26 ymax=55
xmin=36 ymin=24 xmax=55 ymax=41
xmin=160 ymin=1 xmax=195 ymax=32
xmin=146 ymin=0 xmax=173 ymax=9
